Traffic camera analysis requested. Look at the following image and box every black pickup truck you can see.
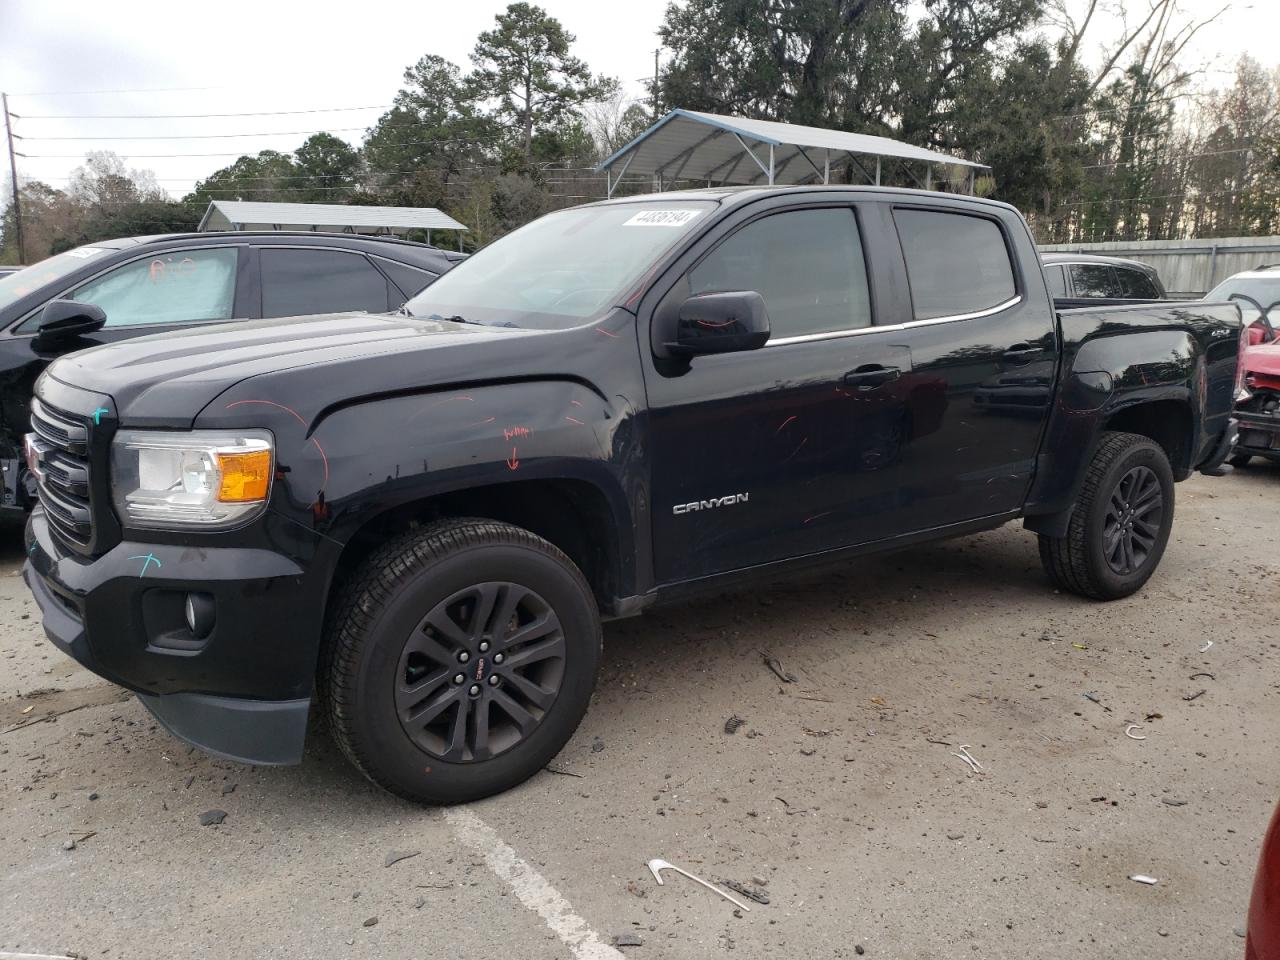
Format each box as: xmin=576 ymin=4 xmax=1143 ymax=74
xmin=23 ymin=186 xmax=1242 ymax=804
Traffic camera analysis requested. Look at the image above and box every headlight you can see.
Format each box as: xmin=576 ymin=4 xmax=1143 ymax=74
xmin=111 ymin=430 xmax=273 ymax=529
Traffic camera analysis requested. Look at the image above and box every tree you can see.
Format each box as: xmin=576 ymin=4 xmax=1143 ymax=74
xmin=186 ymin=150 xmax=302 ymax=204
xmin=362 ymin=54 xmax=496 ymax=206
xmin=471 ymin=3 xmax=616 ymax=164
xmin=293 ymin=133 xmax=361 ymax=201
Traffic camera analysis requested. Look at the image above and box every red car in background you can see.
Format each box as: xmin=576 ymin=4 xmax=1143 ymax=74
xmin=1248 ymin=800 xmax=1280 ymax=958
xmin=1226 ymin=293 xmax=1280 ymax=467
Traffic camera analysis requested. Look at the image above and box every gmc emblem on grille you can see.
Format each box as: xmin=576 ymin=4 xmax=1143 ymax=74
xmin=23 ymin=433 xmax=48 ymax=482
xmin=672 ymin=493 xmax=750 ymax=515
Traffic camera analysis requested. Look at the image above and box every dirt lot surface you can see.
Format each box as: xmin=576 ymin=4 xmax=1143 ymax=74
xmin=2 ymin=465 xmax=1277 ymax=960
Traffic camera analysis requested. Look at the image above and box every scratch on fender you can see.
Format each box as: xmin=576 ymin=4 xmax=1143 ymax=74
xmin=775 ymin=415 xmax=798 ymax=434
xmin=468 ymin=416 xmax=498 ymax=427
xmin=564 ymin=416 xmax=585 ymax=425
xmin=225 ymin=399 xmax=328 ymax=501
xmin=595 ymin=327 xmax=621 ymax=338
xmin=802 ymin=512 xmax=833 ymax=525
xmin=783 ymin=437 xmax=808 ymax=462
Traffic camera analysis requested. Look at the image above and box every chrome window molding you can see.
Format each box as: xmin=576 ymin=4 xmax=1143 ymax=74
xmin=765 ymin=294 xmax=1023 ymax=347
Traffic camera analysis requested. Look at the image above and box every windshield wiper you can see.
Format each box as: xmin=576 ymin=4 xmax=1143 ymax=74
xmin=425 ymin=312 xmax=519 ymax=329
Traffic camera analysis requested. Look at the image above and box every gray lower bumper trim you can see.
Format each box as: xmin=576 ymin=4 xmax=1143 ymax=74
xmin=138 ymin=691 xmax=310 ymax=766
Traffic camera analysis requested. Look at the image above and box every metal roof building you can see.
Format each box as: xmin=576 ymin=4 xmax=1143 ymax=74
xmin=598 ymin=109 xmax=989 ymax=197
xmin=198 ymin=201 xmax=467 ymax=246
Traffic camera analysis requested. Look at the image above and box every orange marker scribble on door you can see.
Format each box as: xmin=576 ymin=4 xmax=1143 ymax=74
xmin=503 ymin=426 xmax=530 ymax=442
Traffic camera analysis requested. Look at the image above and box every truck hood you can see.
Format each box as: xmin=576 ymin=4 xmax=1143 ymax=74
xmin=46 ymin=311 xmax=544 ymax=427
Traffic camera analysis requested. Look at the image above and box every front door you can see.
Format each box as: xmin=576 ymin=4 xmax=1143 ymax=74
xmin=643 ymin=202 xmax=912 ymax=583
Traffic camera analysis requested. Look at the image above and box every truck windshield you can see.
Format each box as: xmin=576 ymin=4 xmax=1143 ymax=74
xmin=403 ymin=201 xmax=713 ymax=329
xmin=0 ymin=246 xmax=112 ymax=312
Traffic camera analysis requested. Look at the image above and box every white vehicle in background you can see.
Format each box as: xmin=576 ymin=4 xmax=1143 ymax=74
xmin=1205 ymin=264 xmax=1280 ymax=315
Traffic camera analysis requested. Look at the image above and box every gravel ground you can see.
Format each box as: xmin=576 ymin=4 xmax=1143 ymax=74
xmin=1 ymin=464 xmax=1277 ymax=960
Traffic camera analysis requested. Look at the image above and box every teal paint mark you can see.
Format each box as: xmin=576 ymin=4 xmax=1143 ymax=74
xmin=127 ymin=552 xmax=161 ymax=577
xmin=93 ymin=407 xmax=109 ymax=424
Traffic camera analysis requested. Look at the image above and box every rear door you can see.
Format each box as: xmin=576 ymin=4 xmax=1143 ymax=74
xmin=870 ymin=201 xmax=1058 ymax=533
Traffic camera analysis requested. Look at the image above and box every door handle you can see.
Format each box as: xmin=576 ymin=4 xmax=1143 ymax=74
xmin=1002 ymin=343 xmax=1040 ymax=363
xmin=843 ymin=364 xmax=901 ymax=389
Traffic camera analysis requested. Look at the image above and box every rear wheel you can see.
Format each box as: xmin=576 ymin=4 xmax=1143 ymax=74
xmin=320 ymin=519 xmax=601 ymax=804
xmin=1038 ymin=432 xmax=1175 ymax=600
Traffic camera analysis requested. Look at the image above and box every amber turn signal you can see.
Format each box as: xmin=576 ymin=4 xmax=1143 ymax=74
xmin=216 ymin=449 xmax=273 ymax=502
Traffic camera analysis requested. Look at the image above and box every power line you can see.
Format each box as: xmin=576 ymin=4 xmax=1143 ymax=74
xmin=7 ymin=85 xmax=229 ymax=98
xmin=11 ymin=105 xmax=393 ymax=120
xmin=14 ymin=125 xmax=371 ymax=141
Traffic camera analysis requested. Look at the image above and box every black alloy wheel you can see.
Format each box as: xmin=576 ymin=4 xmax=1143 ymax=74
xmin=1102 ymin=465 xmax=1164 ymax=575
xmin=397 ymin=581 xmax=566 ymax=763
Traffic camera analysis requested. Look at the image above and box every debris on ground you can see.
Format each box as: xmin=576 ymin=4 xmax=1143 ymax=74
xmin=221 ymin=783 xmax=237 ymax=796
xmin=591 ymin=737 xmax=605 ymax=753
xmin=414 ymin=896 xmax=426 ymax=910
xmin=62 ymin=839 xmax=76 ymax=851
xmin=720 ymin=878 xmax=770 ymax=904
xmin=1082 ymin=692 xmax=1111 ymax=712
xmin=760 ymin=651 xmax=796 ymax=683
xmin=1161 ymin=798 xmax=1188 ymax=807
xmin=614 ymin=933 xmax=644 ymax=947
xmin=385 ymin=849 xmax=422 ymax=868
xmin=1190 ymin=672 xmax=1215 ymax=681
xmin=950 ymin=744 xmax=983 ymax=774
xmin=544 ymin=766 xmax=583 ymax=778
xmin=1199 ymin=640 xmax=1214 ymax=653
xmin=362 ymin=916 xmax=378 ymax=927
xmin=647 ymin=858 xmax=752 ymax=912
xmin=1124 ymin=724 xmax=1147 ymax=741
xmin=855 ymin=946 xmax=866 ymax=956
xmin=1129 ymin=874 xmax=1159 ymax=885
xmin=198 ymin=809 xmax=227 ymax=826
xmin=724 ymin=715 xmax=746 ymax=735
xmin=1184 ymin=689 xmax=1207 ymax=702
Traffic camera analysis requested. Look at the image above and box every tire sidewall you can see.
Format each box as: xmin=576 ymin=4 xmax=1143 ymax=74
xmin=347 ymin=539 xmax=600 ymax=804
xmin=1083 ymin=439 xmax=1175 ymax=598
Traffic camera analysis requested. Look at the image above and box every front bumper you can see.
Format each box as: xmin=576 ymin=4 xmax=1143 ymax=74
xmin=23 ymin=507 xmax=320 ymax=764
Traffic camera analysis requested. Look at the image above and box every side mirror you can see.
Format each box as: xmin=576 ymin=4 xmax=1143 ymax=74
xmin=667 ymin=291 xmax=771 ymax=357
xmin=33 ymin=299 xmax=107 ymax=350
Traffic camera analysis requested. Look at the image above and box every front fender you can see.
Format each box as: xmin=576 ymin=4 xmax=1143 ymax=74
xmin=199 ymin=378 xmax=641 ymax=598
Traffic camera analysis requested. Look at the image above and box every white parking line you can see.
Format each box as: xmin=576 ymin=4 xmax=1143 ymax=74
xmin=445 ymin=807 xmax=624 ymax=960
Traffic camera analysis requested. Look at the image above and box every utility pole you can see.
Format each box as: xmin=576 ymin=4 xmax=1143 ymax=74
xmin=652 ymin=49 xmax=660 ymax=121
xmin=2 ymin=93 xmax=24 ymax=265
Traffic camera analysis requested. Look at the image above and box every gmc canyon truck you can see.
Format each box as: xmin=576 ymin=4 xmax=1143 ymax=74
xmin=23 ymin=186 xmax=1243 ymax=804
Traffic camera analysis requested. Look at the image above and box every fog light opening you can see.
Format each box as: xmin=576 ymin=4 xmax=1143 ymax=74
xmin=184 ymin=592 xmax=216 ymax=639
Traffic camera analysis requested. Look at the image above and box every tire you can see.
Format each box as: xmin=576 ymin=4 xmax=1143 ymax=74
xmin=1038 ymin=431 xmax=1175 ymax=601
xmin=319 ymin=518 xmax=601 ymax=804
xmin=1228 ymin=452 xmax=1252 ymax=468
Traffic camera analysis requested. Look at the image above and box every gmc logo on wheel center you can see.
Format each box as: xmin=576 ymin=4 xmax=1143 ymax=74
xmin=672 ymin=493 xmax=750 ymax=515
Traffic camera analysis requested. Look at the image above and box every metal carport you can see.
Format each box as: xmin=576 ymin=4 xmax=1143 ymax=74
xmin=598 ymin=109 xmax=989 ymax=197
xmin=198 ymin=201 xmax=468 ymax=249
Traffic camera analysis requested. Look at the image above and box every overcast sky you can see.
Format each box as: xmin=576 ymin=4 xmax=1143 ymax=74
xmin=0 ymin=0 xmax=1276 ymax=200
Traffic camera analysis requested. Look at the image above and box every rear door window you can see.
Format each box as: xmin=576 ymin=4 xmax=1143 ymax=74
xmin=1116 ymin=267 xmax=1160 ymax=299
xmin=69 ymin=247 xmax=239 ymax=328
xmin=894 ymin=209 xmax=1017 ymax=320
xmin=1070 ymin=264 xmax=1121 ymax=299
xmin=688 ymin=207 xmax=871 ymax=338
xmin=260 ymin=248 xmax=391 ymax=317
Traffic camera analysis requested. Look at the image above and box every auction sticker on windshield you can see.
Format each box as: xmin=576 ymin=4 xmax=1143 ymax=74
xmin=623 ymin=209 xmax=701 ymax=227
xmin=64 ymin=247 xmax=107 ymax=259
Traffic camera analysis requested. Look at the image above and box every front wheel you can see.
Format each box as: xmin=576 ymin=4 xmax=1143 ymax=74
xmin=1038 ymin=431 xmax=1175 ymax=600
xmin=320 ymin=519 xmax=601 ymax=804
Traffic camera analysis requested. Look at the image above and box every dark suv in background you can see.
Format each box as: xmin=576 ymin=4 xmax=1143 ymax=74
xmin=1041 ymin=252 xmax=1168 ymax=308
xmin=0 ymin=232 xmax=462 ymax=518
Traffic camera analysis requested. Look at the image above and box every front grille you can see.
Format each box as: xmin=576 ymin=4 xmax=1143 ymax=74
xmin=30 ymin=398 xmax=94 ymax=549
